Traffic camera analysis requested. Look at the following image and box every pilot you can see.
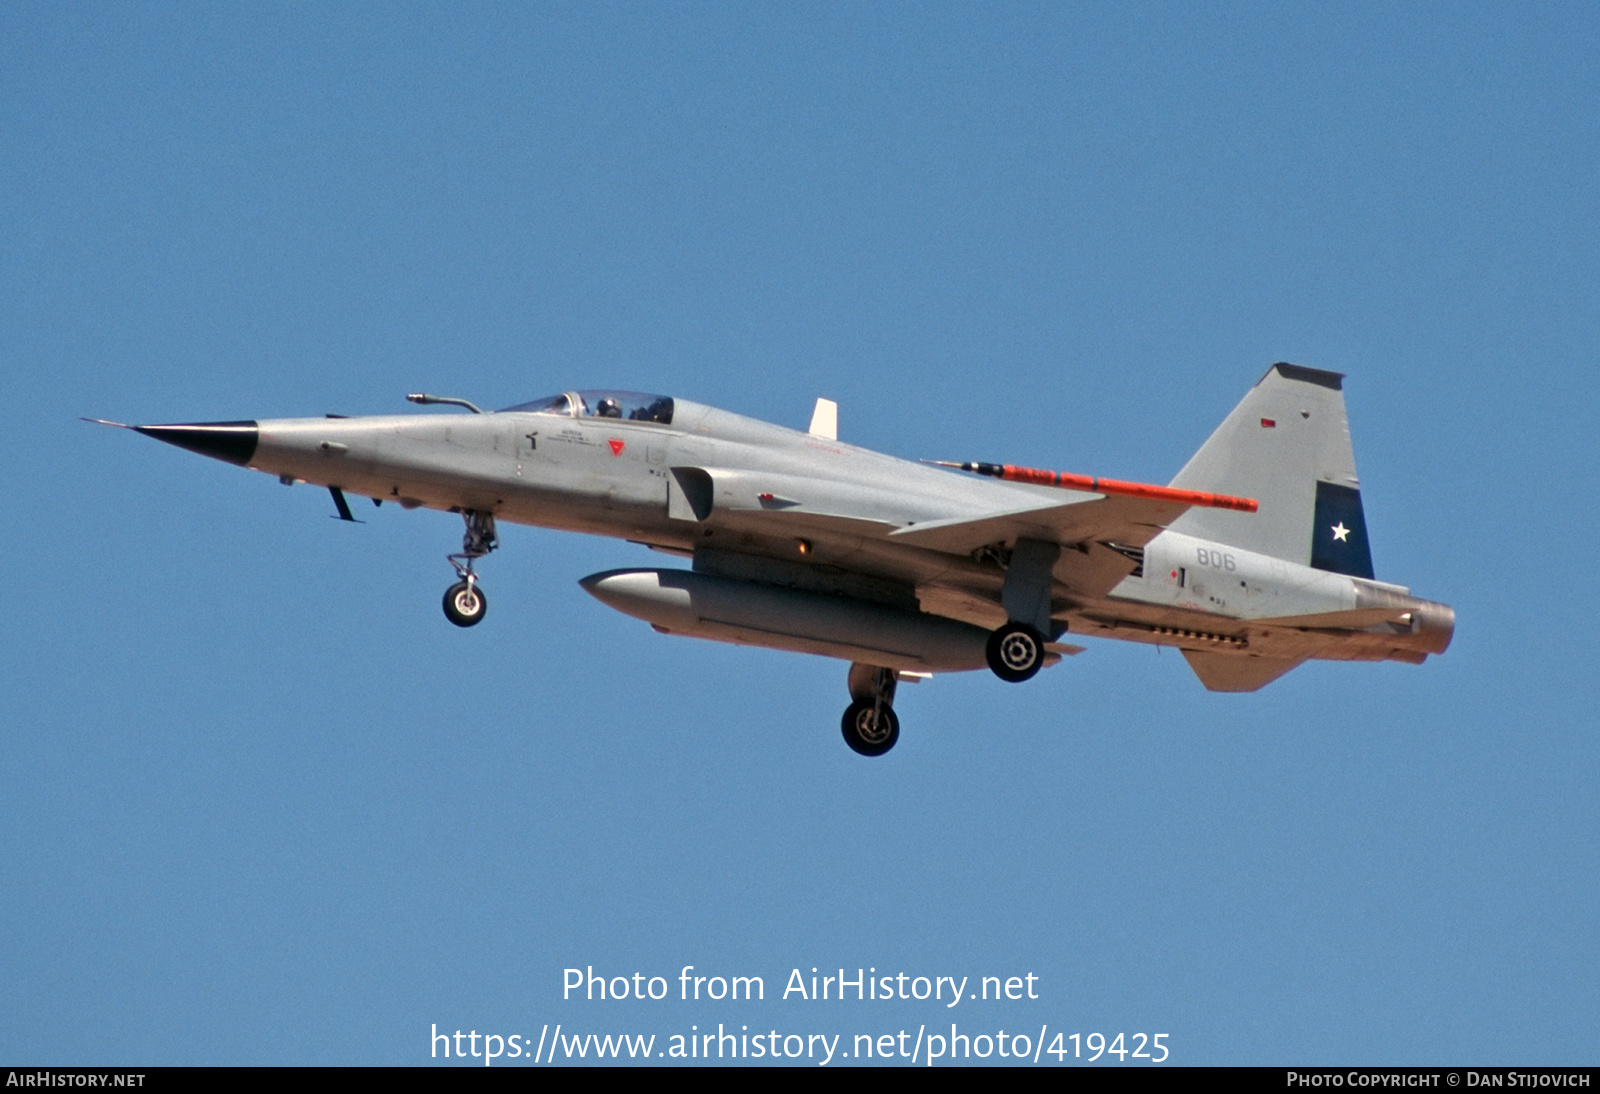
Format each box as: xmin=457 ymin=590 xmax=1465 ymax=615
xmin=596 ymin=398 xmax=622 ymax=418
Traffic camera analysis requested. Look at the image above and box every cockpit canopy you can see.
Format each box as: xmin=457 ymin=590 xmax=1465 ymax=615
xmin=499 ymin=391 xmax=674 ymax=425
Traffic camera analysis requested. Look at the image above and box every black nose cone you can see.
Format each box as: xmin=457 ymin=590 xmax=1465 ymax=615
xmin=133 ymin=421 xmax=259 ymax=466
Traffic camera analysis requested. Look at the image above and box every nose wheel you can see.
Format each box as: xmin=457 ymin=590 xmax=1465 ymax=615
xmin=841 ymin=700 xmax=899 ymax=756
xmin=443 ymin=509 xmax=497 ymax=627
xmin=443 ymin=580 xmax=487 ymax=627
xmin=842 ymin=664 xmax=900 ymax=756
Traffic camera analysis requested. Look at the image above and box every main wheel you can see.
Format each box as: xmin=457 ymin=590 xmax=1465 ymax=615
xmin=986 ymin=622 xmax=1044 ymax=682
xmin=841 ymin=700 xmax=900 ymax=757
xmin=443 ymin=581 xmax=487 ymax=627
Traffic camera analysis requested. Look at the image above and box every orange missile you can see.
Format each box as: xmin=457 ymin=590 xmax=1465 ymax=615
xmin=926 ymin=460 xmax=1258 ymax=513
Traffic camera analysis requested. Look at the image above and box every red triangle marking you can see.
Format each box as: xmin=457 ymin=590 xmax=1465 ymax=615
xmin=608 ymin=438 xmax=625 ymax=456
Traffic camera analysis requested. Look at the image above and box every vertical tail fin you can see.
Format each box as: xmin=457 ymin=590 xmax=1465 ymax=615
xmin=1166 ymin=364 xmax=1374 ymax=577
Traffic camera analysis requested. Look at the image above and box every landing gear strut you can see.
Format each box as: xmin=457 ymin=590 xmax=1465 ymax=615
xmin=841 ymin=664 xmax=900 ymax=756
xmin=443 ymin=510 xmax=497 ymax=627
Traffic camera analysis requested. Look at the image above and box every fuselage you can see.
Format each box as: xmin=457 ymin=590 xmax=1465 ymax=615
xmin=176 ymin=393 xmax=1447 ymax=668
xmin=117 ymin=373 xmax=1453 ymax=753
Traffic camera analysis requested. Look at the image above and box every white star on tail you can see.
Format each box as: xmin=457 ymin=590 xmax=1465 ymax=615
xmin=1331 ymin=522 xmax=1350 ymax=542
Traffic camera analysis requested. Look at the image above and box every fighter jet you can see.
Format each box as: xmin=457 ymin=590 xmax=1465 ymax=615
xmin=93 ymin=363 xmax=1452 ymax=756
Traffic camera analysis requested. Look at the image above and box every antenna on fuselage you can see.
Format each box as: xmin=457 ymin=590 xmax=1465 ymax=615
xmin=809 ymin=397 xmax=838 ymax=440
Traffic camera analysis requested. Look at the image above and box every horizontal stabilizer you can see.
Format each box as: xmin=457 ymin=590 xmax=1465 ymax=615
xmin=1182 ymin=650 xmax=1305 ymax=692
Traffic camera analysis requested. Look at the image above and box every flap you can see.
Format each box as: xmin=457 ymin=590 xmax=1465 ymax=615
xmin=1051 ymin=540 xmax=1143 ymax=600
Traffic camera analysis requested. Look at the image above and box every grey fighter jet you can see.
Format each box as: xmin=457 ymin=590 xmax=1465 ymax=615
xmin=96 ymin=364 xmax=1452 ymax=756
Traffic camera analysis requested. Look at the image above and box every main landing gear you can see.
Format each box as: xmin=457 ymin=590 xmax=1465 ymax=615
xmin=986 ymin=621 xmax=1046 ymax=683
xmin=842 ymin=664 xmax=900 ymax=756
xmin=442 ymin=509 xmax=497 ymax=627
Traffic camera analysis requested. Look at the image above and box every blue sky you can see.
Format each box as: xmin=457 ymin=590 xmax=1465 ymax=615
xmin=3 ymin=2 xmax=1596 ymax=1065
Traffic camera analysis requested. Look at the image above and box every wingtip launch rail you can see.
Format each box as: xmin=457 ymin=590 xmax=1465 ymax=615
xmin=925 ymin=460 xmax=1260 ymax=513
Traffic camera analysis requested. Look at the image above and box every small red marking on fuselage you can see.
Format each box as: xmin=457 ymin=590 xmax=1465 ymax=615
xmin=1260 ymin=418 xmax=1276 ymax=428
xmin=608 ymin=438 xmax=625 ymax=456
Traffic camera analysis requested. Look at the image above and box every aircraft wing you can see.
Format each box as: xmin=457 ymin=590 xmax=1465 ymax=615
xmin=890 ymin=493 xmax=1190 ymax=555
xmin=892 ymin=494 xmax=1193 ymax=604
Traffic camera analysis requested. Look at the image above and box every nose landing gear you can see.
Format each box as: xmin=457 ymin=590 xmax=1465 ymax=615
xmin=841 ymin=664 xmax=900 ymax=756
xmin=841 ymin=700 xmax=899 ymax=756
xmin=443 ymin=510 xmax=498 ymax=627
xmin=443 ymin=580 xmax=487 ymax=626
